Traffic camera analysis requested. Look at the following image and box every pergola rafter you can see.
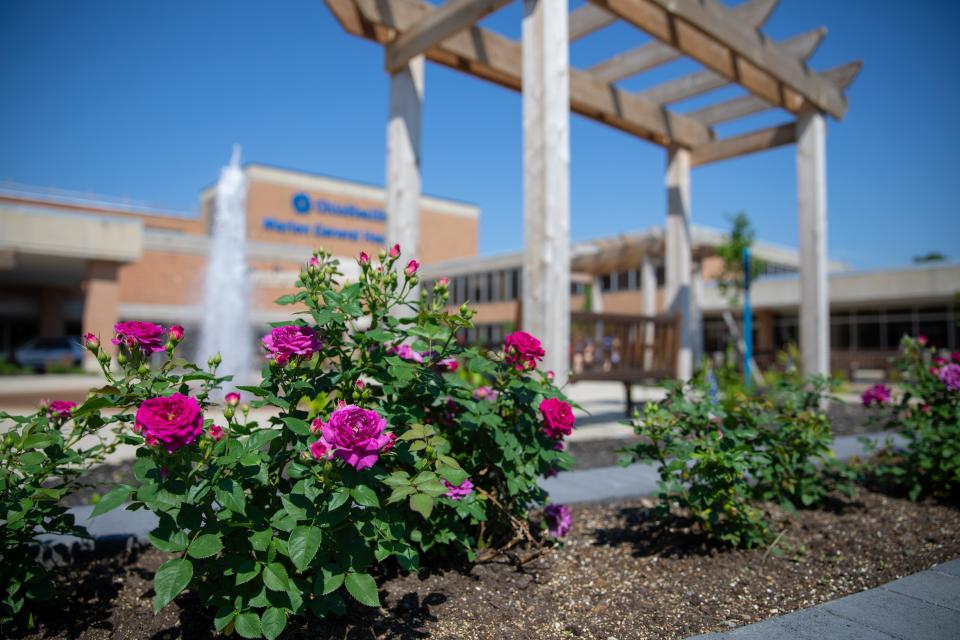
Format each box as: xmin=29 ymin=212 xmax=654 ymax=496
xmin=323 ymin=0 xmax=862 ymax=382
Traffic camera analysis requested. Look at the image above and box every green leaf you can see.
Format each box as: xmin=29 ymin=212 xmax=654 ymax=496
xmin=261 ymin=607 xmax=287 ymax=640
xmin=281 ymin=417 xmax=312 ymax=436
xmin=328 ymin=488 xmax=351 ymax=511
xmin=91 ymin=485 xmax=133 ymax=517
xmin=262 ymin=562 xmax=291 ymax=592
xmin=250 ymin=528 xmax=273 ymax=551
xmin=153 ymin=558 xmax=193 ymax=612
xmin=344 ymin=572 xmax=380 ymax=608
xmin=234 ymin=611 xmax=262 ymax=638
xmin=187 ymin=533 xmax=224 ymax=559
xmin=288 ymin=526 xmax=322 ymax=571
xmin=148 ymin=529 xmax=189 ymax=553
xmin=351 ymin=484 xmax=380 ymax=508
xmin=214 ymin=607 xmax=236 ymax=631
xmin=22 ymin=432 xmax=58 ymax=449
xmin=318 ymin=568 xmax=345 ymax=595
xmin=409 ymin=493 xmax=434 ymax=519
xmin=215 ymin=478 xmax=246 ymax=514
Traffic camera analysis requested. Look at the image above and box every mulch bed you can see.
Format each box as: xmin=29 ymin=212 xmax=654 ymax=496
xmin=20 ymin=489 xmax=960 ymax=640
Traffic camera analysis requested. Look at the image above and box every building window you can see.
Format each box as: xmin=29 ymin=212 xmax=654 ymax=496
xmin=617 ymin=271 xmax=630 ymax=291
xmin=601 ymin=273 xmax=613 ymax=292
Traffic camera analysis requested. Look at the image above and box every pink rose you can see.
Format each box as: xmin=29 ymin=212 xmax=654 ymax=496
xmin=135 ymin=393 xmax=204 ymax=453
xmin=404 ymin=259 xmax=419 ymax=277
xmin=389 ymin=343 xmax=424 ymax=363
xmin=952 ymin=351 xmax=960 ymax=364
xmin=437 ymin=277 xmax=449 ymax=287
xmin=167 ymin=325 xmax=185 ymax=342
xmin=437 ymin=357 xmax=458 ymax=372
xmin=83 ymin=333 xmax=99 ymax=350
xmin=262 ymin=325 xmax=321 ymax=363
xmin=209 ymin=424 xmax=225 ymax=441
xmin=504 ymin=331 xmax=545 ymax=371
xmin=443 ymin=478 xmax=473 ymax=500
xmin=940 ymin=364 xmax=960 ymax=392
xmin=359 ymin=251 xmax=370 ymax=265
xmin=320 ymin=405 xmax=392 ymax=470
xmin=48 ymin=400 xmax=77 ymax=420
xmin=861 ymin=384 xmax=892 ymax=407
xmin=224 ymin=392 xmax=240 ymax=407
xmin=917 ymin=335 xmax=928 ymax=346
xmin=539 ymin=397 xmax=575 ymax=440
xmin=309 ymin=256 xmax=320 ymax=267
xmin=381 ymin=431 xmax=397 ymax=454
xmin=309 ymin=418 xmax=324 ymax=434
xmin=310 ymin=438 xmax=331 ymax=461
xmin=112 ymin=321 xmax=166 ymax=353
xmin=544 ymin=504 xmax=572 ymax=537
xmin=389 ymin=244 xmax=400 ymax=258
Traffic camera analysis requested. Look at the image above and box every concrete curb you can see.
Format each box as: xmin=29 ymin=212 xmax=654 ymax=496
xmin=688 ymin=559 xmax=960 ymax=640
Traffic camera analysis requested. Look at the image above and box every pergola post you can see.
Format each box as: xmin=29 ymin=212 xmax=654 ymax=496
xmin=521 ymin=0 xmax=570 ymax=384
xmin=386 ymin=55 xmax=424 ymax=263
xmin=796 ymin=109 xmax=830 ymax=376
xmin=665 ymin=146 xmax=693 ymax=379
xmin=641 ymin=255 xmax=656 ymax=368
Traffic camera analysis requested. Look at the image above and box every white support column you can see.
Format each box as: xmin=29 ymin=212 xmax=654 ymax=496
xmin=641 ymin=255 xmax=656 ymax=368
xmin=386 ymin=55 xmax=425 ymax=263
xmin=641 ymin=256 xmax=656 ymax=315
xmin=692 ymin=262 xmax=704 ymax=366
xmin=665 ymin=147 xmax=693 ymax=379
xmin=796 ymin=109 xmax=829 ymax=377
xmin=590 ymin=276 xmax=604 ymax=312
xmin=522 ymin=0 xmax=570 ymax=385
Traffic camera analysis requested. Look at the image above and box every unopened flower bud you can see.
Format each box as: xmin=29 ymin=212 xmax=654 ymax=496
xmin=223 ymin=405 xmax=235 ymax=420
xmin=138 ymin=364 xmax=149 ymax=376
xmin=212 ymin=353 xmax=222 ymax=366
xmin=359 ymin=251 xmax=370 ymax=265
xmin=97 ymin=351 xmax=111 ymax=365
xmin=378 ymin=249 xmax=387 ymax=261
xmin=167 ymin=325 xmax=184 ymax=342
xmin=241 ymin=404 xmax=250 ymax=415
xmin=225 ymin=392 xmax=240 ymax=407
xmin=83 ymin=332 xmax=100 ymax=350
xmin=404 ymin=259 xmax=420 ymax=278
xmin=117 ymin=353 xmax=127 ymax=365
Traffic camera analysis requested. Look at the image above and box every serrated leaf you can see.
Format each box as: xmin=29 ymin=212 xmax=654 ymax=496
xmin=409 ymin=493 xmax=434 ymax=518
xmin=234 ymin=611 xmax=262 ymax=638
xmin=91 ymin=484 xmax=133 ymax=517
xmin=328 ymin=489 xmax=351 ymax=511
xmin=148 ymin=529 xmax=189 ymax=553
xmin=281 ymin=416 xmax=312 ymax=436
xmin=250 ymin=528 xmax=273 ymax=551
xmin=187 ymin=533 xmax=224 ymax=559
xmin=153 ymin=558 xmax=193 ymax=612
xmin=344 ymin=572 xmax=380 ymax=607
xmin=261 ymin=607 xmax=287 ymax=640
xmin=288 ymin=526 xmax=322 ymax=571
xmin=262 ymin=562 xmax=291 ymax=592
xmin=215 ymin=478 xmax=246 ymax=514
xmin=351 ymin=484 xmax=379 ymax=508
xmin=214 ymin=606 xmax=236 ymax=631
xmin=319 ymin=568 xmax=345 ymax=595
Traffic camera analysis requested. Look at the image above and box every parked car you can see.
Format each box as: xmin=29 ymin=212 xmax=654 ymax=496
xmin=13 ymin=337 xmax=84 ymax=371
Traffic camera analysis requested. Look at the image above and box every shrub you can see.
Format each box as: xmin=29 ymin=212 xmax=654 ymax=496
xmin=861 ymin=336 xmax=960 ymax=500
xmin=85 ymin=247 xmax=573 ymax=638
xmin=621 ymin=375 xmax=849 ymax=548
xmin=0 ymin=392 xmax=116 ymax=630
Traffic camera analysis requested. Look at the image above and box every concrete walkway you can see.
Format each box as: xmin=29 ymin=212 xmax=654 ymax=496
xmin=690 ymin=559 xmax=960 ymax=640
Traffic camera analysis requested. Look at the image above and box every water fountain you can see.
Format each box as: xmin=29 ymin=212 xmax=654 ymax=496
xmin=198 ymin=145 xmax=252 ymax=390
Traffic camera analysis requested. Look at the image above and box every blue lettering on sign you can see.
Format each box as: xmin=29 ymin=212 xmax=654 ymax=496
xmin=290 ymin=193 xmax=386 ymax=221
xmin=262 ymin=218 xmax=384 ymax=244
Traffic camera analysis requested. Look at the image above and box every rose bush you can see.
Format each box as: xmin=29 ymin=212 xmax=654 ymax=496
xmin=74 ymin=246 xmax=574 ymax=638
xmin=861 ymin=336 xmax=960 ymax=500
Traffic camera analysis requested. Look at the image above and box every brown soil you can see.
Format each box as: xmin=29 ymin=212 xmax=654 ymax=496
xmin=18 ymin=489 xmax=960 ymax=640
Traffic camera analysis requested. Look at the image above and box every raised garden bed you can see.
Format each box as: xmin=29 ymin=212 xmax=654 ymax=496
xmin=19 ymin=489 xmax=959 ymax=640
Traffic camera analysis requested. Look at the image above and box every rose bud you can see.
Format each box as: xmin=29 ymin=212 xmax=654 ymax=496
xmin=168 ymin=325 xmax=185 ymax=342
xmin=404 ymin=259 xmax=420 ymax=277
xmin=389 ymin=243 xmax=401 ymax=258
xmin=437 ymin=277 xmax=449 ymax=288
xmin=83 ymin=332 xmax=100 ymax=350
xmin=209 ymin=424 xmax=225 ymax=441
xmin=309 ymin=256 xmax=320 ymax=267
xmin=310 ymin=418 xmax=325 ymax=434
xmin=224 ymin=392 xmax=240 ymax=407
xmin=359 ymin=251 xmax=370 ymax=265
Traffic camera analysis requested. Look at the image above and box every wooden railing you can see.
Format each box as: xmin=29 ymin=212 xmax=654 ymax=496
xmin=570 ymin=312 xmax=680 ymax=383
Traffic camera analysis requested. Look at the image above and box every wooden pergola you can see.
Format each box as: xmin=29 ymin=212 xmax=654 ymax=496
xmin=325 ymin=0 xmax=861 ymax=384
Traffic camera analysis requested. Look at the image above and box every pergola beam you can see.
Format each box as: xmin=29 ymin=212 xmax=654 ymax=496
xmin=592 ymin=0 xmax=848 ymax=118
xmin=569 ymin=4 xmax=616 ymax=40
xmin=636 ymin=27 xmax=826 ymax=106
xmin=690 ymin=60 xmax=861 ymax=127
xmin=385 ymin=0 xmax=513 ymax=73
xmin=327 ymin=0 xmax=713 ymax=147
xmin=690 ymin=123 xmax=796 ymax=167
xmin=589 ymin=0 xmax=779 ymax=85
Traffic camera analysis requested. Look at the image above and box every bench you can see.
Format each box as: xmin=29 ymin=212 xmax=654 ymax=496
xmin=569 ymin=311 xmax=680 ymax=416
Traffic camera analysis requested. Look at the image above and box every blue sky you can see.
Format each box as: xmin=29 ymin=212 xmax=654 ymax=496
xmin=1 ymin=0 xmax=958 ymax=269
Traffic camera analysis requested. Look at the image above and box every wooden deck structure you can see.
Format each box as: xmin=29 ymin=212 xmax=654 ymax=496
xmin=324 ymin=0 xmax=861 ymax=384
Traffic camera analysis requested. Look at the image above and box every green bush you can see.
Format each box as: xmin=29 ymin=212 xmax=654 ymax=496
xmin=621 ymin=375 xmax=850 ymax=548
xmin=0 ymin=395 xmax=116 ymax=630
xmin=861 ymin=336 xmax=960 ymax=500
xmin=78 ymin=247 xmax=573 ymax=638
